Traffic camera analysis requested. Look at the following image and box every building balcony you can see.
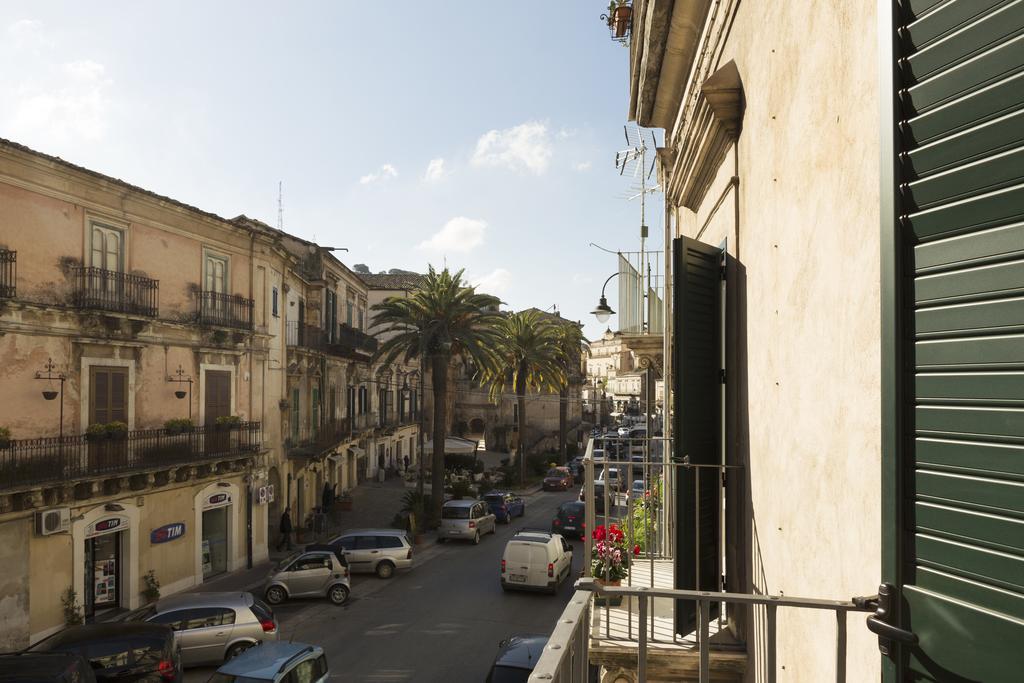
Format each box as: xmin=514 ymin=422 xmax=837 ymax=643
xmin=0 ymin=422 xmax=262 ymax=494
xmin=285 ymin=321 xmax=378 ymax=361
xmin=285 ymin=418 xmax=352 ymax=460
xmin=0 ymin=249 xmax=15 ymax=299
xmin=338 ymin=323 xmax=378 ymax=356
xmin=197 ymin=291 xmax=254 ymax=330
xmin=71 ymin=266 xmax=159 ymax=317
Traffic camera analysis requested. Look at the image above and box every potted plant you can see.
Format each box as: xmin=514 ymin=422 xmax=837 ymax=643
xmin=142 ymin=570 xmax=161 ymax=603
xmin=590 ymin=523 xmax=640 ymax=606
xmin=0 ymin=427 xmax=11 ymax=450
xmin=61 ymin=587 xmax=83 ymax=626
xmin=164 ymin=418 xmax=194 ymax=435
xmin=106 ymin=421 xmax=129 ymax=441
xmin=607 ymin=0 xmax=632 ymax=38
xmin=85 ymin=423 xmax=108 ymax=442
xmin=215 ymin=415 xmax=242 ymax=430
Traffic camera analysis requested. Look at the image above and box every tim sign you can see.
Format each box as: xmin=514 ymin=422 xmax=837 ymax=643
xmin=150 ymin=522 xmax=186 ymax=545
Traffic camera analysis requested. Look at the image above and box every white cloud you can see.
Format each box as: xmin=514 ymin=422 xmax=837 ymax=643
xmin=422 ymin=157 xmax=447 ymax=182
xmin=359 ymin=164 xmax=398 ymax=184
xmin=7 ymin=19 xmax=53 ymax=51
xmin=418 ymin=217 xmax=487 ymax=253
xmin=471 ymin=121 xmax=552 ymax=175
xmin=572 ymin=161 xmax=592 ymax=172
xmin=472 ymin=268 xmax=512 ymax=295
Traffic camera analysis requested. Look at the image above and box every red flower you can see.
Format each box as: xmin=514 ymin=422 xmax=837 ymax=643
xmin=633 ymin=544 xmax=641 ymax=556
xmin=592 ymin=525 xmax=607 ymax=541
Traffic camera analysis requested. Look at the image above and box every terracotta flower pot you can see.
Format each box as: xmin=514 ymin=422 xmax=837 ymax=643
xmin=613 ymin=5 xmax=631 ymax=38
xmin=594 ymin=577 xmax=623 ymax=606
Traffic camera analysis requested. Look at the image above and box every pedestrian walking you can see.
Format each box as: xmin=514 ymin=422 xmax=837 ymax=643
xmin=403 ymin=455 xmax=410 ymax=472
xmin=277 ymin=507 xmax=293 ymax=551
xmin=321 ymin=482 xmax=333 ymax=514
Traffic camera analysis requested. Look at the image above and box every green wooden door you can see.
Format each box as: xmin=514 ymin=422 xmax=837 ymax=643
xmin=886 ymin=0 xmax=1024 ymax=679
xmin=672 ymin=236 xmax=723 ymax=635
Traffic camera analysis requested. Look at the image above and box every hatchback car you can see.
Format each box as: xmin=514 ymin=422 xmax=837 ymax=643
xmin=485 ymin=634 xmax=547 ymax=683
xmin=542 ymin=467 xmax=574 ymax=491
xmin=0 ymin=652 xmax=96 ymax=683
xmin=500 ymin=531 xmax=573 ymax=594
xmin=28 ymin=623 xmax=181 ymax=682
xmin=551 ymin=500 xmax=586 ymax=539
xmin=631 ymin=480 xmax=647 ymax=498
xmin=439 ymin=499 xmax=497 ymax=544
xmin=118 ymin=591 xmax=276 ymax=668
xmin=483 ymin=492 xmax=525 ymax=523
xmin=209 ymin=642 xmax=327 ymax=683
xmin=579 ymin=481 xmax=606 ymax=513
xmin=263 ymin=550 xmax=350 ymax=606
xmin=320 ymin=528 xmax=413 ymax=579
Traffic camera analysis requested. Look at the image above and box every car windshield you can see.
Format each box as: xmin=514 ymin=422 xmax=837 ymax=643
xmin=545 ymin=469 xmax=563 ymax=477
xmin=488 ymin=665 xmax=532 ymax=683
xmin=560 ymin=503 xmax=585 ymax=515
xmin=442 ymin=506 xmax=470 ymax=519
xmin=275 ymin=551 xmax=303 ymax=571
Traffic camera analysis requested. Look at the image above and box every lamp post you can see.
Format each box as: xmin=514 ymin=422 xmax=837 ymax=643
xmin=35 ymin=358 xmax=66 ymax=442
xmin=167 ymin=365 xmax=193 ymax=421
xmin=590 ymin=272 xmax=620 ymax=324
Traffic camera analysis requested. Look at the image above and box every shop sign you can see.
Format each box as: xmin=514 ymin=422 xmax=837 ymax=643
xmin=257 ymin=484 xmax=275 ymax=505
xmin=85 ymin=516 xmax=126 ymax=539
xmin=203 ymin=492 xmax=232 ymax=510
xmin=150 ymin=522 xmax=186 ymax=545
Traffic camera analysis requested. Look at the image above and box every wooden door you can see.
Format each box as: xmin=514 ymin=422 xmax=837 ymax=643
xmin=204 ymin=370 xmax=232 ymax=454
xmin=89 ymin=367 xmax=128 ymax=469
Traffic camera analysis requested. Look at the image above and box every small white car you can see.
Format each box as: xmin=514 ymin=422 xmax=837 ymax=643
xmin=500 ymin=531 xmax=573 ymax=594
xmin=439 ymin=499 xmax=497 ymax=544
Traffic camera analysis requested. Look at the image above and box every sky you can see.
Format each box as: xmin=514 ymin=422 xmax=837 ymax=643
xmin=0 ymin=1 xmax=661 ymax=341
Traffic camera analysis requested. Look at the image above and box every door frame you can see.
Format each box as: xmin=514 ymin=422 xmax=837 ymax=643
xmin=198 ymin=364 xmax=236 ymax=426
xmin=78 ymin=357 xmax=135 ymax=432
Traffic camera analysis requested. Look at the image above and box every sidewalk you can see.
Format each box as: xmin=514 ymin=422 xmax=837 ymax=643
xmin=195 ymin=476 xmax=413 ymax=594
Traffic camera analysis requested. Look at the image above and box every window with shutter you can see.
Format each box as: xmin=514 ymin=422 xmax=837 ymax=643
xmin=90 ymin=366 xmax=128 ymax=425
xmin=672 ymin=236 xmax=724 ymax=635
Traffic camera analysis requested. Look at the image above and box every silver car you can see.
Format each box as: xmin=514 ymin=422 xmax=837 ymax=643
xmin=263 ymin=550 xmax=351 ymax=606
xmin=119 ymin=591 xmax=277 ymax=667
xmin=323 ymin=529 xmax=414 ymax=579
xmin=439 ymin=499 xmax=497 ymax=544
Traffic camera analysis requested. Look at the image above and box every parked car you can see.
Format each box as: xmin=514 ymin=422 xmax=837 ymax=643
xmin=591 ymin=447 xmax=606 ymax=462
xmin=0 ymin=652 xmax=96 ymax=683
xmin=483 ymin=492 xmax=526 ymax=524
xmin=263 ymin=549 xmax=350 ymax=606
xmin=551 ymin=501 xmax=586 ymax=540
xmin=542 ymin=467 xmax=574 ymax=491
xmin=598 ymin=466 xmax=624 ymax=492
xmin=117 ymin=591 xmax=276 ymax=667
xmin=500 ymin=530 xmax=573 ymax=594
xmin=439 ymin=499 xmax=497 ymax=544
xmin=631 ymin=480 xmax=647 ymax=498
xmin=209 ymin=642 xmax=327 ymax=683
xmin=28 ymin=623 xmax=181 ymax=682
xmin=484 ymin=635 xmax=548 ymax=683
xmin=318 ymin=528 xmax=413 ymax=579
xmin=579 ymin=482 xmax=606 ymax=513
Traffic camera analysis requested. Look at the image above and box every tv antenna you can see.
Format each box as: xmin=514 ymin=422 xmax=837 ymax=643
xmin=277 ymin=181 xmax=284 ymax=231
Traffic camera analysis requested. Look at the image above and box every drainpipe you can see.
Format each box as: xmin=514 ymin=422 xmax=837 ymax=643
xmin=246 ymin=228 xmax=257 ymax=570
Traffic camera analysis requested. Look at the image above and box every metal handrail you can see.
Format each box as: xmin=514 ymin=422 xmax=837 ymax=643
xmin=71 ymin=265 xmax=159 ymax=317
xmin=0 ymin=249 xmax=16 ymax=298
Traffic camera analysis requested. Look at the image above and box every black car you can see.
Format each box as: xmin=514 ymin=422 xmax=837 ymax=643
xmin=28 ymin=623 xmax=181 ymax=682
xmin=579 ymin=482 xmax=606 ymax=513
xmin=485 ymin=634 xmax=548 ymax=683
xmin=0 ymin=652 xmax=96 ymax=683
xmin=551 ymin=501 xmax=586 ymax=540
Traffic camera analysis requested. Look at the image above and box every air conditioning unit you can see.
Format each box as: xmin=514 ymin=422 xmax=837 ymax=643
xmin=36 ymin=508 xmax=71 ymax=536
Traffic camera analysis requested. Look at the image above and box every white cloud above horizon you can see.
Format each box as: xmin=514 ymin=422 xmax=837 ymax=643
xmin=471 ymin=121 xmax=551 ymax=175
xmin=572 ymin=161 xmax=592 ymax=171
xmin=417 ymin=216 xmax=487 ymax=253
xmin=471 ymin=267 xmax=512 ymax=295
xmin=422 ymin=157 xmax=447 ymax=182
xmin=359 ymin=163 xmax=398 ymax=184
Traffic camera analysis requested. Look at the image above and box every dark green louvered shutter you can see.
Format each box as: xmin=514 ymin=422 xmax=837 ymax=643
xmin=672 ymin=236 xmax=723 ymax=635
xmin=886 ymin=0 xmax=1024 ymax=678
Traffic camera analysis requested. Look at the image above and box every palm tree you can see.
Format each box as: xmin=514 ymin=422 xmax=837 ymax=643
xmin=371 ymin=267 xmax=502 ymax=525
xmin=480 ymin=310 xmax=566 ymax=486
xmin=554 ymin=323 xmax=590 ymax=463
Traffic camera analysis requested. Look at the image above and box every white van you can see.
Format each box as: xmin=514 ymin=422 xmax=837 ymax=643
xmin=500 ymin=531 xmax=573 ymax=594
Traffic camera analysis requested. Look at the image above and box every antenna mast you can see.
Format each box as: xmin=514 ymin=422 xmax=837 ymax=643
xmin=277 ymin=181 xmax=284 ymax=231
xmin=615 ymin=126 xmax=660 ymax=331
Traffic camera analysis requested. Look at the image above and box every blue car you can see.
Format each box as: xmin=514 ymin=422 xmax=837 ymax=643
xmin=484 ymin=492 xmax=525 ymax=524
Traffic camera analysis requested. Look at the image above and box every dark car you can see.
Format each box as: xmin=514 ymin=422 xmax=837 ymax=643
xmin=485 ymin=634 xmax=548 ymax=683
xmin=0 ymin=652 xmax=97 ymax=683
xmin=484 ymin=492 xmax=525 ymax=524
xmin=579 ymin=482 xmax=606 ymax=513
xmin=551 ymin=501 xmax=586 ymax=540
xmin=542 ymin=467 xmax=574 ymax=491
xmin=29 ymin=623 xmax=181 ymax=682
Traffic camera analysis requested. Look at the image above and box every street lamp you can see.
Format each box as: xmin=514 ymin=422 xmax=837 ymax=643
xmin=167 ymin=365 xmax=194 ymax=420
xmin=35 ymin=358 xmax=66 ymax=441
xmin=590 ymin=272 xmax=619 ymax=324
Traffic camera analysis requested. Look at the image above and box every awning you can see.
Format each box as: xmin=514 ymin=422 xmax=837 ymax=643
xmin=422 ymin=437 xmax=478 ymax=455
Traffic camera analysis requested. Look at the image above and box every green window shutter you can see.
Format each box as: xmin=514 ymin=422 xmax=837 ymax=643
xmin=672 ymin=236 xmax=723 ymax=635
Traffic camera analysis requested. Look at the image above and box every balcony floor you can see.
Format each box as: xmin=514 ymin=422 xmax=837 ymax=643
xmin=589 ymin=559 xmax=747 ymax=681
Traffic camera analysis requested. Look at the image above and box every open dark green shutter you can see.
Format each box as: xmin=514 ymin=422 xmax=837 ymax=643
xmin=672 ymin=235 xmax=722 ymax=635
xmin=888 ymin=0 xmax=1024 ymax=678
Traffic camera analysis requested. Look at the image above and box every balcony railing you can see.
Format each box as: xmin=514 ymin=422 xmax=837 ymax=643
xmin=338 ymin=323 xmax=378 ymax=355
xmin=286 ymin=320 xmax=379 ymax=360
xmin=0 ymin=249 xmax=15 ymax=299
xmin=197 ymin=291 xmax=254 ymax=330
xmin=0 ymin=422 xmax=262 ymax=492
xmin=71 ymin=266 xmax=159 ymax=317
xmin=286 ymin=418 xmax=351 ymax=459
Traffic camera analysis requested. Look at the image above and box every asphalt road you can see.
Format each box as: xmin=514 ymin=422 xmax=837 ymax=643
xmin=186 ymin=487 xmax=581 ymax=682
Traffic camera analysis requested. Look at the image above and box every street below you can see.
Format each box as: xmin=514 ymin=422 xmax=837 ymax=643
xmin=185 ymin=487 xmax=581 ymax=682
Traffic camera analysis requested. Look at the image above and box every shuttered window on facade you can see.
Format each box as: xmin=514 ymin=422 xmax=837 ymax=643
xmin=89 ymin=366 xmax=128 ymax=425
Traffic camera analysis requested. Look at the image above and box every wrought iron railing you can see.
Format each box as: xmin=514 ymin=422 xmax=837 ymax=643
xmin=0 ymin=249 xmax=15 ymax=299
xmin=286 ymin=321 xmax=378 ymax=359
xmin=338 ymin=322 xmax=378 ymax=354
xmin=71 ymin=266 xmax=159 ymax=317
xmin=0 ymin=422 xmax=261 ymax=491
xmin=197 ymin=291 xmax=254 ymax=330
xmin=286 ymin=418 xmax=351 ymax=459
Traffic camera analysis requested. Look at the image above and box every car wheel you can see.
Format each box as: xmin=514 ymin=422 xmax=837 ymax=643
xmin=225 ymin=642 xmax=252 ymax=661
xmin=328 ymin=584 xmax=350 ymax=605
xmin=473 ymin=531 xmax=480 ymax=545
xmin=265 ymin=586 xmax=286 ymax=605
xmin=376 ymin=561 xmax=395 ymax=579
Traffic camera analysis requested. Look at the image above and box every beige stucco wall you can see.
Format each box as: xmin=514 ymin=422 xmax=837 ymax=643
xmin=665 ymin=1 xmax=882 ymax=680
